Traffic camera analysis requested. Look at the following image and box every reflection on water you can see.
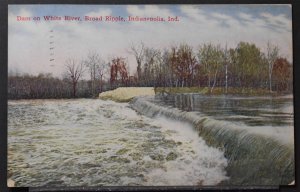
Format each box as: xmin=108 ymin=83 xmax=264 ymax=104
xmin=154 ymin=94 xmax=293 ymax=127
xmin=130 ymin=94 xmax=294 ymax=185
xmin=8 ymin=94 xmax=294 ymax=187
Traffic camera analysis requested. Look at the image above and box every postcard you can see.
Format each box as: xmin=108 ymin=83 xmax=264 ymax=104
xmin=7 ymin=4 xmax=294 ymax=188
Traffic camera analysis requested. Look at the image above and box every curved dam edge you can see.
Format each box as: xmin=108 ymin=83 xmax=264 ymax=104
xmin=99 ymin=87 xmax=155 ymax=102
xmin=129 ymin=96 xmax=295 ymax=186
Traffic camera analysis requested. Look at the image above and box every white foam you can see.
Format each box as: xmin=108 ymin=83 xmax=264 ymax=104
xmin=145 ymin=117 xmax=229 ymax=185
xmin=8 ymin=99 xmax=229 ymax=186
xmin=99 ymin=87 xmax=155 ymax=102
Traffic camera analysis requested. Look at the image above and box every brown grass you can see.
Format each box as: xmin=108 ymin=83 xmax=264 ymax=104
xmin=155 ymin=87 xmax=278 ymax=96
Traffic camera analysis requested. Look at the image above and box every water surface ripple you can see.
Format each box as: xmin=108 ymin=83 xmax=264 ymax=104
xmin=8 ymin=99 xmax=228 ymax=187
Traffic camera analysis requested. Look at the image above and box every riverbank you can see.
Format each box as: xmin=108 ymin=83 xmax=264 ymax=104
xmin=99 ymin=87 xmax=155 ymax=102
xmin=98 ymin=86 xmax=292 ymax=102
xmin=155 ymin=87 xmax=291 ymax=96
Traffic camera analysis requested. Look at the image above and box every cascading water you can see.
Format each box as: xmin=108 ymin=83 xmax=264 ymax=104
xmin=130 ymin=94 xmax=294 ymax=185
xmin=8 ymin=99 xmax=229 ymax=187
xmin=8 ymin=94 xmax=294 ymax=186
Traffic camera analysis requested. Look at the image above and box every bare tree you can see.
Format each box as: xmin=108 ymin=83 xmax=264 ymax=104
xmin=84 ymin=52 xmax=109 ymax=95
xmin=224 ymin=44 xmax=229 ymax=94
xmin=143 ymin=47 xmax=160 ymax=86
xmin=84 ymin=52 xmax=101 ymax=96
xmin=130 ymin=42 xmax=145 ymax=83
xmin=65 ymin=59 xmax=85 ymax=98
xmin=266 ymin=42 xmax=279 ymax=93
xmin=98 ymin=59 xmax=108 ymax=93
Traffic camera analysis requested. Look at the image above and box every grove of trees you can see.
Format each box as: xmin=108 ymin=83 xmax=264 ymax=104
xmin=130 ymin=41 xmax=292 ymax=93
xmin=8 ymin=41 xmax=293 ymax=99
xmin=8 ymin=73 xmax=91 ymax=99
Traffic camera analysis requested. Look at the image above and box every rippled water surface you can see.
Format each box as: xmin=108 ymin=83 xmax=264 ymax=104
xmin=130 ymin=94 xmax=294 ymax=185
xmin=8 ymin=99 xmax=228 ymax=187
xmin=154 ymin=94 xmax=293 ymax=127
xmin=152 ymin=94 xmax=294 ymax=145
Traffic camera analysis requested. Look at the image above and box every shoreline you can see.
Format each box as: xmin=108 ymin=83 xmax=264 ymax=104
xmin=7 ymin=87 xmax=293 ymax=101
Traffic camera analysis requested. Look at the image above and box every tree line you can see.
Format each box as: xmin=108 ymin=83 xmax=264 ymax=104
xmin=8 ymin=41 xmax=292 ymax=99
xmin=8 ymin=51 xmax=110 ymax=99
xmin=8 ymin=73 xmax=92 ymax=99
xmin=130 ymin=41 xmax=292 ymax=93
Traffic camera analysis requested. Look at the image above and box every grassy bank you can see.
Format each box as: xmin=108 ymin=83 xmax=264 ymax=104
xmin=99 ymin=86 xmax=291 ymax=102
xmin=155 ymin=87 xmax=288 ymax=96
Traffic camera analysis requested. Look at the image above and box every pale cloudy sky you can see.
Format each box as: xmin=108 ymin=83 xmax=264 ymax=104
xmin=8 ymin=4 xmax=292 ymax=78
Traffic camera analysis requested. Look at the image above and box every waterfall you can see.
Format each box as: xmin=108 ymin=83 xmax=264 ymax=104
xmin=130 ymin=96 xmax=294 ymax=185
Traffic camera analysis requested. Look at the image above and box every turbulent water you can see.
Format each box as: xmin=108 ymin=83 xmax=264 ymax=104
xmin=130 ymin=94 xmax=294 ymax=185
xmin=8 ymin=99 xmax=228 ymax=187
xmin=151 ymin=94 xmax=294 ymax=145
xmin=8 ymin=94 xmax=295 ymax=187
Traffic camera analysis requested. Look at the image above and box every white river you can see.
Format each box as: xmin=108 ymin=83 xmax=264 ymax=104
xmin=8 ymin=99 xmax=228 ymax=187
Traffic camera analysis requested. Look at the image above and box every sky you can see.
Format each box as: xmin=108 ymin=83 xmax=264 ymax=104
xmin=8 ymin=4 xmax=293 ymax=78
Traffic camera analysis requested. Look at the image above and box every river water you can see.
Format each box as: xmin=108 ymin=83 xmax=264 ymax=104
xmin=8 ymin=99 xmax=228 ymax=187
xmin=8 ymin=95 xmax=294 ymax=187
xmin=151 ymin=94 xmax=294 ymax=145
xmin=130 ymin=94 xmax=294 ymax=185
